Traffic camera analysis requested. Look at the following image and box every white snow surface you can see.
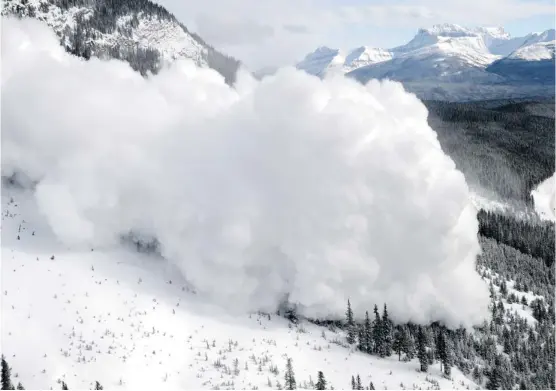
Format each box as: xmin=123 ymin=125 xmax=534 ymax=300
xmin=2 ymin=17 xmax=491 ymax=328
xmin=343 ymin=47 xmax=394 ymax=72
xmin=507 ymin=40 xmax=555 ymax=61
xmin=531 ymin=174 xmax=556 ymax=221
xmin=1 ymin=186 xmax=478 ymax=390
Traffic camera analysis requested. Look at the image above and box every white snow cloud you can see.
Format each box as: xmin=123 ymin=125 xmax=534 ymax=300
xmin=531 ymin=174 xmax=555 ymax=221
xmin=1 ymin=17 xmax=489 ymax=328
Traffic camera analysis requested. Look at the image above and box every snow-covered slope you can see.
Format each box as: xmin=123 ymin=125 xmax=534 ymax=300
xmin=507 ymin=40 xmax=555 ymax=61
xmin=1 ymin=185 xmax=478 ymax=390
xmin=531 ymin=174 xmax=555 ymax=221
xmin=343 ymin=47 xmax=393 ymax=72
xmin=486 ymin=32 xmax=555 ymax=83
xmin=1 ymin=0 xmax=240 ymax=83
xmin=474 ymin=26 xmax=528 ymax=56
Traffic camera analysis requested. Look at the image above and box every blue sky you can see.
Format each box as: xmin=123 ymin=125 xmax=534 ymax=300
xmin=157 ymin=0 xmax=555 ymax=69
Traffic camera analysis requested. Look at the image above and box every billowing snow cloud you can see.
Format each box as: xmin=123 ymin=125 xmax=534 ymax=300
xmin=2 ymin=17 xmax=489 ymax=328
xmin=532 ymin=174 xmax=556 ymax=221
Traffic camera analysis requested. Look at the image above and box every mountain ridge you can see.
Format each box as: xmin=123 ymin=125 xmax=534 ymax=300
xmin=295 ymin=24 xmax=555 ymax=100
xmin=1 ymin=0 xmax=241 ymax=83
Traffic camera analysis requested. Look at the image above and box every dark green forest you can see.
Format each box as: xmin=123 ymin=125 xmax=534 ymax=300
xmin=426 ymin=99 xmax=554 ymax=205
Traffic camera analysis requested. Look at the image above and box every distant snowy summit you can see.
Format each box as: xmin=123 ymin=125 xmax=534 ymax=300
xmin=296 ymin=24 xmax=555 ymax=99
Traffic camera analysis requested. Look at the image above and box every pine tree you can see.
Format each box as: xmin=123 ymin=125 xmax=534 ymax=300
xmin=437 ymin=328 xmax=452 ymax=376
xmin=1 ymin=356 xmax=13 ymax=391
xmin=285 ymin=358 xmax=296 ymax=390
xmin=351 ymin=376 xmax=356 ymax=390
xmin=346 ymin=300 xmax=356 ymax=345
xmin=381 ymin=304 xmax=392 ymax=357
xmin=486 ymin=356 xmax=502 ymax=390
xmin=372 ymin=304 xmax=382 ymax=355
xmin=363 ymin=311 xmax=372 ymax=354
xmin=393 ymin=327 xmax=403 ymax=361
xmin=369 ymin=382 xmax=375 ymax=390
xmin=62 ymin=381 xmax=68 ymax=390
xmin=401 ymin=326 xmax=415 ymax=360
xmin=357 ymin=325 xmax=365 ymax=352
xmin=417 ymin=326 xmax=428 ymax=372
xmin=500 ymin=280 xmax=508 ymax=297
xmin=94 ymin=381 xmax=103 ymax=390
xmin=315 ymin=371 xmax=326 ymax=390
xmin=15 ymin=383 xmax=23 ymax=390
xmin=356 ymin=375 xmax=362 ymax=390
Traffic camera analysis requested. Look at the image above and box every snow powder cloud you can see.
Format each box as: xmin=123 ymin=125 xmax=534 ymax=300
xmin=532 ymin=174 xmax=556 ymax=222
xmin=1 ymin=17 xmax=489 ymax=328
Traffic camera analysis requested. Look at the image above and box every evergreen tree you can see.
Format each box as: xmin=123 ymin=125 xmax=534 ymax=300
xmin=15 ymin=383 xmax=23 ymax=390
xmin=356 ymin=375 xmax=362 ymax=390
xmin=346 ymin=300 xmax=356 ymax=345
xmin=369 ymin=382 xmax=375 ymax=390
xmin=372 ymin=304 xmax=382 ymax=355
xmin=62 ymin=381 xmax=68 ymax=390
xmin=417 ymin=326 xmax=428 ymax=372
xmin=401 ymin=326 xmax=415 ymax=360
xmin=94 ymin=381 xmax=103 ymax=390
xmin=351 ymin=376 xmax=356 ymax=390
xmin=315 ymin=371 xmax=326 ymax=390
xmin=363 ymin=311 xmax=372 ymax=354
xmin=285 ymin=358 xmax=296 ymax=390
xmin=357 ymin=325 xmax=365 ymax=352
xmin=437 ymin=328 xmax=452 ymax=377
xmin=500 ymin=280 xmax=508 ymax=297
xmin=1 ymin=356 xmax=13 ymax=391
xmin=393 ymin=327 xmax=403 ymax=361
xmin=381 ymin=304 xmax=392 ymax=357
xmin=486 ymin=356 xmax=502 ymax=390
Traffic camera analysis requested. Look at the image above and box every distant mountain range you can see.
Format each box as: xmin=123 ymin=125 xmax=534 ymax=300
xmin=296 ymin=24 xmax=555 ymax=101
xmin=1 ymin=0 xmax=241 ymax=84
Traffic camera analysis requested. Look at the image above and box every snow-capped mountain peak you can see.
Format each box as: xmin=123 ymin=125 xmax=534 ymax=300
xmin=296 ymin=46 xmax=345 ymax=76
xmin=474 ymin=26 xmax=511 ymax=40
xmin=419 ymin=23 xmax=475 ymax=37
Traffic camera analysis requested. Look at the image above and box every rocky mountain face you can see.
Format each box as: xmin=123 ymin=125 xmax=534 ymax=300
xmin=2 ymin=0 xmax=241 ymax=84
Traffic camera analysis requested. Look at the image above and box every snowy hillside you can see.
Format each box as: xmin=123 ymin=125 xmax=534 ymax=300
xmin=343 ymin=47 xmax=393 ymax=73
xmin=1 ymin=185 xmax=478 ymax=390
xmin=1 ymin=0 xmax=240 ymax=83
xmin=507 ymin=40 xmax=555 ymax=61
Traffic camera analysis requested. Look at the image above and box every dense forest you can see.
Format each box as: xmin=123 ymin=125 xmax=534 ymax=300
xmin=2 ymin=0 xmax=241 ymax=83
xmin=426 ymin=99 xmax=555 ymax=205
xmin=303 ymin=231 xmax=556 ymax=389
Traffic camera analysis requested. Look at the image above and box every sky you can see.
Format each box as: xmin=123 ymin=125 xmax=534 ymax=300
xmin=154 ymin=0 xmax=555 ymax=70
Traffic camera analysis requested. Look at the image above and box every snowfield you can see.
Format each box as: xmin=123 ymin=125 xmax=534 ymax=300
xmin=1 ymin=186 xmax=477 ymax=390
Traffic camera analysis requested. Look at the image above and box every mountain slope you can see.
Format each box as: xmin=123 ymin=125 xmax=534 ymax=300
xmin=486 ymin=40 xmax=555 ymax=83
xmin=1 ymin=185 xmax=477 ymax=390
xmin=1 ymin=0 xmax=240 ymax=83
